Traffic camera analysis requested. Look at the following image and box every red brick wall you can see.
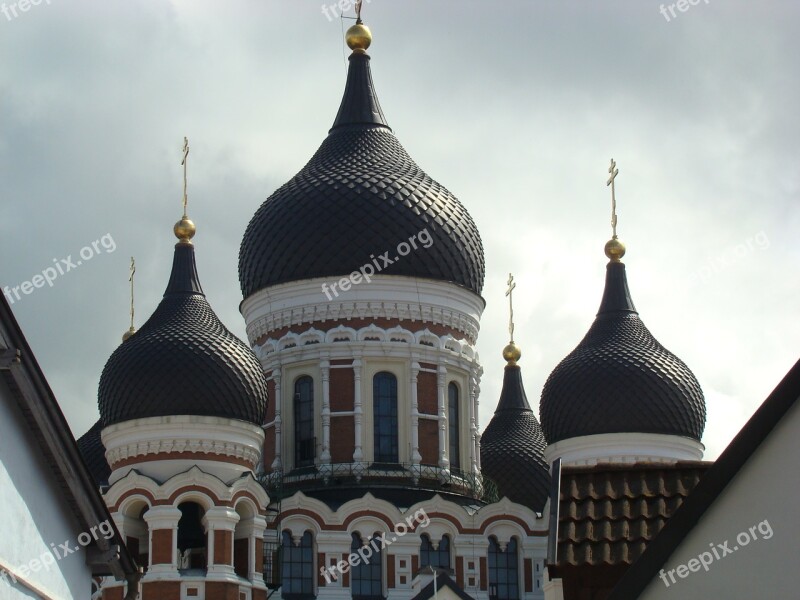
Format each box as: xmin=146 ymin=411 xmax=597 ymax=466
xmin=205 ymin=581 xmax=239 ymax=600
xmin=330 ymin=416 xmax=355 ymax=463
xmin=319 ymin=553 xmax=328 ymax=586
xmin=456 ymin=556 xmax=465 ymax=588
xmin=387 ymin=554 xmax=395 ymax=588
xmin=411 ymin=555 xmax=419 ymax=577
xmin=330 ymin=368 xmax=354 ymax=411
xmin=102 ymin=586 xmax=124 ymax=600
xmin=142 ymin=581 xmax=180 ymax=600
xmin=263 ymin=427 xmax=275 ymax=474
xmin=255 ymin=537 xmax=264 ymax=573
xmin=151 ymin=529 xmax=172 ymax=565
xmin=480 ymin=557 xmax=487 ymax=590
xmin=419 ymin=419 xmax=439 ymax=465
xmin=214 ymin=530 xmax=232 ymax=566
xmin=418 ymin=372 xmax=438 ymax=415
xmin=524 ymin=558 xmax=533 ymax=592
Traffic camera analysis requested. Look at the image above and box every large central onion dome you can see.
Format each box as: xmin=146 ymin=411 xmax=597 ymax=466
xmin=99 ymin=223 xmax=268 ymax=427
xmin=540 ymin=246 xmax=706 ymax=445
xmin=239 ymin=24 xmax=484 ymax=299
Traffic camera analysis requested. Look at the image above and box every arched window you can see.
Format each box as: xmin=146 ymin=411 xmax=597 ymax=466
xmin=373 ymin=372 xmax=398 ymax=463
xmin=420 ymin=534 xmax=451 ymax=571
xmin=294 ymin=376 xmax=315 ymax=468
xmin=177 ymin=502 xmax=206 ymax=570
xmin=448 ymin=383 xmax=460 ymax=469
xmin=351 ymin=532 xmax=383 ymax=599
xmin=488 ymin=536 xmax=519 ymax=600
xmin=281 ymin=530 xmax=314 ymax=598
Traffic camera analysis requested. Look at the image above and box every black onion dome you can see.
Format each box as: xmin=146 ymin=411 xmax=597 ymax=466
xmin=77 ymin=419 xmax=110 ymax=487
xmin=540 ymin=261 xmax=706 ymax=445
xmin=481 ymin=363 xmax=550 ymax=512
xmin=99 ymin=242 xmax=268 ymax=427
xmin=239 ymin=47 xmax=484 ymax=299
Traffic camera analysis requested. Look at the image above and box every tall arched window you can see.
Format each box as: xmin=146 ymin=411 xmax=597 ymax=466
xmin=351 ymin=532 xmax=383 ymax=599
xmin=488 ymin=536 xmax=519 ymax=600
xmin=281 ymin=530 xmax=314 ymax=598
xmin=294 ymin=376 xmax=315 ymax=468
xmin=448 ymin=383 xmax=460 ymax=470
xmin=177 ymin=502 xmax=206 ymax=570
xmin=373 ymin=372 xmax=398 ymax=463
xmin=420 ymin=534 xmax=451 ymax=571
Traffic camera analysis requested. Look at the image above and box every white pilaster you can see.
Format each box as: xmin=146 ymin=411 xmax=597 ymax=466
xmin=410 ymin=361 xmax=421 ymax=465
xmin=353 ymin=357 xmax=364 ymax=462
xmin=320 ymin=358 xmax=332 ymax=464
xmin=271 ymin=369 xmax=283 ymax=471
xmin=437 ymin=363 xmax=450 ymax=471
xmin=142 ymin=506 xmax=182 ymax=579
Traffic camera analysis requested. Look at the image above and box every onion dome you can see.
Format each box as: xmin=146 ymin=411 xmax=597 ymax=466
xmin=481 ymin=342 xmax=550 ymax=511
xmin=239 ymin=22 xmax=484 ymax=299
xmin=99 ymin=221 xmax=268 ymax=427
xmin=540 ymin=243 xmax=706 ymax=445
xmin=77 ymin=419 xmax=111 ymax=487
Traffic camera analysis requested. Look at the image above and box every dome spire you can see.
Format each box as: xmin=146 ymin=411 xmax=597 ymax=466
xmin=604 ymin=158 xmax=626 ymax=262
xmin=502 ymin=273 xmax=521 ymax=366
xmin=122 ymin=257 xmax=136 ymax=341
xmin=174 ymin=136 xmax=196 ymax=244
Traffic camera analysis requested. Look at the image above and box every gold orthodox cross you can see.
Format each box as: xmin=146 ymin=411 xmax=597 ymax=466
xmin=355 ymin=0 xmax=363 ymax=22
xmin=505 ymin=273 xmax=516 ymax=342
xmin=607 ymin=158 xmax=619 ymax=239
xmin=128 ymin=257 xmax=136 ymax=332
xmin=181 ymin=137 xmax=190 ymax=217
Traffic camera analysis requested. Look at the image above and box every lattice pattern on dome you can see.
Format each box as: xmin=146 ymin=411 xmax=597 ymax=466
xmin=540 ymin=286 xmax=706 ymax=444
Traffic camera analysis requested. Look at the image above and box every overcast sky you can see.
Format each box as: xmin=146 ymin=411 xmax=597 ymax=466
xmin=1 ymin=0 xmax=797 ymax=461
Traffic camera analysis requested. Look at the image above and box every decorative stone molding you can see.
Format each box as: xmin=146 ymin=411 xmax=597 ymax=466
xmin=240 ymin=276 xmax=485 ymax=344
xmin=102 ymin=415 xmax=264 ymax=475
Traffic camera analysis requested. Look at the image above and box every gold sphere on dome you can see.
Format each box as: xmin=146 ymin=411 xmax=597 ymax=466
xmin=503 ymin=342 xmax=522 ymax=365
xmin=122 ymin=327 xmax=135 ymax=342
xmin=174 ymin=216 xmax=196 ymax=243
xmin=604 ymin=237 xmax=626 ymax=262
xmin=346 ymin=23 xmax=372 ymax=51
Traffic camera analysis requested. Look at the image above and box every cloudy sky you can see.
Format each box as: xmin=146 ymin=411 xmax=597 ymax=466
xmin=1 ymin=0 xmax=797 ymax=461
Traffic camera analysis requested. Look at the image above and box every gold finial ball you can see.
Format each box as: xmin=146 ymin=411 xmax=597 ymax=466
xmin=122 ymin=327 xmax=135 ymax=342
xmin=503 ymin=341 xmax=522 ymax=365
xmin=346 ymin=23 xmax=372 ymax=51
xmin=174 ymin=216 xmax=196 ymax=242
xmin=604 ymin=238 xmax=626 ymax=262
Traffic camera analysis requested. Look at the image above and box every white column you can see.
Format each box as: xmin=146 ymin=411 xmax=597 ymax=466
xmin=437 ymin=363 xmax=450 ymax=471
xmin=271 ymin=368 xmax=283 ymax=471
xmin=469 ymin=373 xmax=479 ymax=475
xmin=353 ymin=357 xmax=364 ymax=462
xmin=473 ymin=368 xmax=482 ymax=470
xmin=320 ymin=358 xmax=331 ymax=464
xmin=203 ymin=507 xmax=240 ymax=583
xmin=410 ymin=361 xmax=421 ymax=465
xmin=238 ymin=515 xmax=268 ymax=589
xmin=142 ymin=506 xmax=182 ymax=579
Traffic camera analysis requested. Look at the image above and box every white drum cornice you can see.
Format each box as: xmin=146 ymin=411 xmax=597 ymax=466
xmin=102 ymin=415 xmax=265 ymax=483
xmin=240 ymin=275 xmax=486 ymax=344
xmin=544 ymin=432 xmax=706 ymax=466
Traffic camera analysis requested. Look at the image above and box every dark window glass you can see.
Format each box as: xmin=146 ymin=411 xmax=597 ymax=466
xmin=281 ymin=531 xmax=314 ymax=598
xmin=420 ymin=534 xmax=451 ymax=571
xmin=351 ymin=532 xmax=383 ymax=599
xmin=294 ymin=376 xmax=315 ymax=467
xmin=488 ymin=536 xmax=519 ymax=600
xmin=373 ymin=372 xmax=398 ymax=463
xmin=448 ymin=383 xmax=460 ymax=469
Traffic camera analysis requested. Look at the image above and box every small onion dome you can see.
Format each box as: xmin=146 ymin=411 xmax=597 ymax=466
xmin=481 ymin=346 xmax=550 ymax=512
xmin=239 ymin=23 xmax=484 ymax=299
xmin=99 ymin=237 xmax=268 ymax=427
xmin=540 ymin=259 xmax=706 ymax=445
xmin=77 ymin=419 xmax=111 ymax=487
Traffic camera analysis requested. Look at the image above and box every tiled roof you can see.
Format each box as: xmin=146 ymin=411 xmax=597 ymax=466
xmin=553 ymin=462 xmax=710 ymax=573
xmin=540 ymin=261 xmax=706 ymax=444
xmin=238 ymin=48 xmax=485 ymax=299
xmin=99 ymin=243 xmax=268 ymax=427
